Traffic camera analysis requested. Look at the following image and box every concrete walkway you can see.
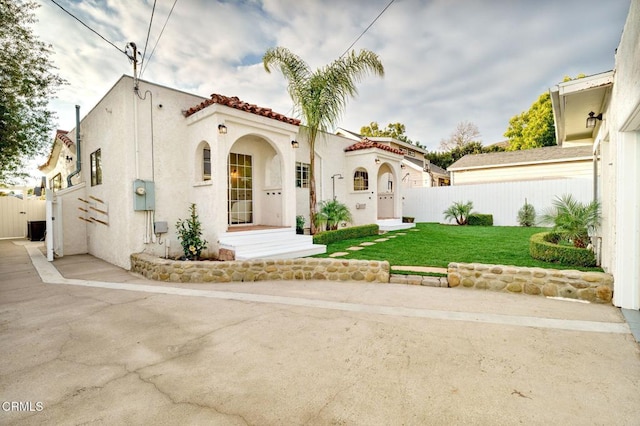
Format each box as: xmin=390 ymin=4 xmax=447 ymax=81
xmin=1 ymin=240 xmax=639 ymax=425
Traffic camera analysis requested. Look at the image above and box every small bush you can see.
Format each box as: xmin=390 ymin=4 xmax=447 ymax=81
xmin=443 ymin=201 xmax=473 ymax=225
xmin=517 ymin=200 xmax=536 ymax=227
xmin=176 ymin=203 xmax=208 ymax=260
xmin=468 ymin=213 xmax=493 ymax=226
xmin=296 ymin=215 xmax=305 ymax=234
xmin=530 ymin=232 xmax=596 ymax=267
xmin=315 ymin=199 xmax=353 ymax=231
xmin=313 ymin=224 xmax=379 ymax=245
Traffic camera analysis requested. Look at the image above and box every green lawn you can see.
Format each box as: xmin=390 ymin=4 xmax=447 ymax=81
xmin=314 ymin=222 xmax=602 ymax=271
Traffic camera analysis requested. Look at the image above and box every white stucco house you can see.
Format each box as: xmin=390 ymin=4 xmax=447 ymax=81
xmin=550 ymin=0 xmax=639 ymax=310
xmin=40 ymin=76 xmax=412 ymax=269
xmin=335 ymin=128 xmax=450 ymax=188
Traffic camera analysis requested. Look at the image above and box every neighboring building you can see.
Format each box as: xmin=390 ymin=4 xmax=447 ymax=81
xmin=39 ymin=130 xmax=78 ymax=192
xmin=335 ymin=128 xmax=450 ymax=187
xmin=447 ymin=145 xmax=594 ymax=185
xmin=550 ymin=0 xmax=639 ymax=310
xmin=40 ymin=76 xmax=413 ymax=269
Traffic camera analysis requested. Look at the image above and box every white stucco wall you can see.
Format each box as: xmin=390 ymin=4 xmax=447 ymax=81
xmin=62 ymin=76 xmax=207 ymax=269
xmin=600 ymin=0 xmax=640 ymax=309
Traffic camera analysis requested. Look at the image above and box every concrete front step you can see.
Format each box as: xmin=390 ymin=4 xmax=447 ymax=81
xmin=377 ymin=218 xmax=416 ymax=231
xmin=219 ymin=227 xmax=326 ymax=260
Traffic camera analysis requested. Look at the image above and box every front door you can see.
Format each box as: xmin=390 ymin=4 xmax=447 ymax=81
xmin=228 ymin=153 xmax=253 ymax=225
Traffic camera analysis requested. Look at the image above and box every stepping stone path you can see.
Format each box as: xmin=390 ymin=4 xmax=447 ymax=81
xmin=396 ymin=233 xmax=407 ymax=236
xmin=347 ymin=246 xmax=364 ymax=251
xmin=360 ymin=242 xmax=376 ymax=246
xmin=410 ymin=229 xmax=420 ymax=232
xmin=387 ymin=236 xmax=397 ymax=238
xmin=329 ymin=252 xmax=349 ymax=257
xmin=374 ymin=238 xmax=389 ymax=242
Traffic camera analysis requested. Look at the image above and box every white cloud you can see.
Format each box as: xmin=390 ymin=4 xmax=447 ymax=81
xmin=29 ymin=0 xmax=629 ymax=175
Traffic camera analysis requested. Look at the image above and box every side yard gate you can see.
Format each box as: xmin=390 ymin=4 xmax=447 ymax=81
xmin=0 ymin=192 xmax=47 ymax=239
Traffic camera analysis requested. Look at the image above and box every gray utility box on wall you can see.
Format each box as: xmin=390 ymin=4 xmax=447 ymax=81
xmin=133 ymin=179 xmax=155 ymax=211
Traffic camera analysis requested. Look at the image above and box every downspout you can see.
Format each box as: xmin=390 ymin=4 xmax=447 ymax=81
xmin=66 ymin=105 xmax=81 ymax=187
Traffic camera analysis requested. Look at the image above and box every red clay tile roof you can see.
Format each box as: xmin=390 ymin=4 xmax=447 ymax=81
xmin=39 ymin=130 xmax=74 ymax=170
xmin=184 ymin=93 xmax=300 ymax=125
xmin=344 ymin=138 xmax=404 ymax=155
xmin=56 ymin=130 xmax=74 ymax=149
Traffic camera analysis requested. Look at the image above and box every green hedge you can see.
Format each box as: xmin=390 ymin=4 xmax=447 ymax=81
xmin=468 ymin=213 xmax=493 ymax=226
xmin=529 ymin=232 xmax=596 ymax=267
xmin=313 ymin=224 xmax=379 ymax=245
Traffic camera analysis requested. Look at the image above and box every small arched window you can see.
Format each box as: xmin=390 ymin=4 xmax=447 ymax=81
xmin=354 ymin=168 xmax=368 ymax=191
xmin=202 ymin=143 xmax=211 ymax=181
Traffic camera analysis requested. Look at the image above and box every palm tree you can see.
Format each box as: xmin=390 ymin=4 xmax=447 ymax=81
xmin=315 ymin=199 xmax=353 ymax=231
xmin=263 ymin=47 xmax=384 ymax=234
xmin=443 ymin=201 xmax=474 ymax=225
xmin=541 ymin=194 xmax=601 ymax=248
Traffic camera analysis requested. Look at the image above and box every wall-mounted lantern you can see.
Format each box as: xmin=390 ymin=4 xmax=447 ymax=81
xmin=586 ymin=111 xmax=603 ymax=129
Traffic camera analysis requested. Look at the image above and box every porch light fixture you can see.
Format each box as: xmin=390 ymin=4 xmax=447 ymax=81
xmin=65 ymin=155 xmax=73 ymax=163
xmin=291 ymin=140 xmax=299 ymax=148
xmin=586 ymin=111 xmax=602 ymax=129
xmin=400 ymin=163 xmax=406 ymax=169
xmin=218 ymin=124 xmax=227 ymax=134
xmin=375 ymin=157 xmax=381 ymax=164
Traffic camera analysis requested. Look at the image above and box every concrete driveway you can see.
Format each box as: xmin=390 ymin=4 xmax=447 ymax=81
xmin=1 ymin=240 xmax=639 ymax=425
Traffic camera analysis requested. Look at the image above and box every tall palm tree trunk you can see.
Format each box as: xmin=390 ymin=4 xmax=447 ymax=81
xmin=308 ymin=129 xmax=318 ymax=234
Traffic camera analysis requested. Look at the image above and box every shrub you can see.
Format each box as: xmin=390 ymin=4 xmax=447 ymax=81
xmin=443 ymin=201 xmax=473 ymax=225
xmin=296 ymin=215 xmax=305 ymax=234
xmin=313 ymin=224 xmax=379 ymax=245
xmin=530 ymin=232 xmax=596 ymax=267
xmin=176 ymin=203 xmax=208 ymax=260
xmin=468 ymin=213 xmax=493 ymax=226
xmin=540 ymin=194 xmax=600 ymax=248
xmin=314 ymin=199 xmax=353 ymax=231
xmin=517 ymin=200 xmax=536 ymax=227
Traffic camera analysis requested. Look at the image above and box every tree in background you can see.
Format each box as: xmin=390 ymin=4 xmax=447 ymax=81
xmin=439 ymin=121 xmax=481 ymax=151
xmin=360 ymin=121 xmax=424 ymax=148
xmin=425 ymin=120 xmax=504 ymax=170
xmin=504 ymin=92 xmax=556 ymax=150
xmin=264 ymin=47 xmax=384 ymax=234
xmin=505 ymin=74 xmax=585 ymax=151
xmin=0 ymin=0 xmax=65 ymax=183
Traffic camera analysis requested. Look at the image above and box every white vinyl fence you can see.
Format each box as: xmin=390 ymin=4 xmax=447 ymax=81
xmin=402 ymin=178 xmax=593 ymax=226
xmin=0 ymin=195 xmax=47 ymax=239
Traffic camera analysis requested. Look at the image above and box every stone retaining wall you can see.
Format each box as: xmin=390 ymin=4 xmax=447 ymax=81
xmin=130 ymin=253 xmax=390 ymax=283
xmin=447 ymin=262 xmax=613 ymax=303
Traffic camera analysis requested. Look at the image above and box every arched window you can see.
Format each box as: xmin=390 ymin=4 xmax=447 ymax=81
xmin=354 ymin=168 xmax=368 ymax=191
xmin=195 ymin=141 xmax=211 ymax=182
xmin=203 ymin=146 xmax=211 ymax=181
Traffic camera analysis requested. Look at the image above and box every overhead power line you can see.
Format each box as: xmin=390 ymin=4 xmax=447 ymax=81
xmin=141 ymin=0 xmax=179 ymax=77
xmin=340 ymin=0 xmax=396 ymax=58
xmin=140 ymin=0 xmax=157 ymax=70
xmin=48 ymin=0 xmax=127 ymax=55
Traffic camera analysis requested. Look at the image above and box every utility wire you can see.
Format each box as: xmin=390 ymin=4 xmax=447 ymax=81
xmin=340 ymin=0 xmax=395 ymax=58
xmin=141 ymin=0 xmax=179 ymax=77
xmin=47 ymin=0 xmax=127 ymax=55
xmin=140 ymin=0 xmax=157 ymax=70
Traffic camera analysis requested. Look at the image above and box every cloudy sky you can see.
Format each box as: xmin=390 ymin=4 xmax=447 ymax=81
xmin=33 ymin=0 xmax=629 ymax=153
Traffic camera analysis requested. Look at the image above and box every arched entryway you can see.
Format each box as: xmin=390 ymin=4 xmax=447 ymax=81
xmin=227 ymin=135 xmax=284 ymax=227
xmin=377 ymin=162 xmax=396 ymax=219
